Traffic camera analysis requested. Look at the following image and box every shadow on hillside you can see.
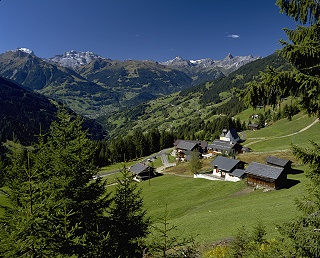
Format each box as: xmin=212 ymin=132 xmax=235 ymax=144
xmin=153 ymin=173 xmax=164 ymax=178
xmin=282 ymin=179 xmax=300 ymax=189
xmin=289 ymin=168 xmax=304 ymax=175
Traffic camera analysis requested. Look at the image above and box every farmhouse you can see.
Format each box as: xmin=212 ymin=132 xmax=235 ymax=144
xmin=210 ymin=156 xmax=245 ymax=182
xmin=173 ymin=139 xmax=207 ymax=161
xmin=245 ymin=162 xmax=287 ymax=189
xmin=266 ymin=156 xmax=292 ymax=173
xmin=129 ymin=163 xmax=154 ymax=181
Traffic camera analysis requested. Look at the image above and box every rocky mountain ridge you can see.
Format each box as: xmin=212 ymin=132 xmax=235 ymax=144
xmin=161 ymin=53 xmax=261 ymax=73
xmin=0 ymin=48 xmax=261 ymax=117
xmin=46 ymin=50 xmax=103 ymax=69
xmin=45 ymin=49 xmax=261 ymax=73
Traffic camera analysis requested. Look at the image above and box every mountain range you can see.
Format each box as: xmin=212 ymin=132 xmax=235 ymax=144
xmin=0 ymin=48 xmax=260 ymax=117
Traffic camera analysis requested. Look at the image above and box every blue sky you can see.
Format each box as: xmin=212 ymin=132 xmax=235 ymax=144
xmin=0 ymin=0 xmax=297 ymax=61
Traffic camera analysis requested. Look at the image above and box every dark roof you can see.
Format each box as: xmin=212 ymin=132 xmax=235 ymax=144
xmin=230 ymin=169 xmax=246 ymax=178
xmin=208 ymin=139 xmax=236 ymax=151
xmin=227 ymin=128 xmax=240 ymax=142
xmin=129 ymin=163 xmax=150 ymax=174
xmin=245 ymin=162 xmax=284 ymax=180
xmin=210 ymin=156 xmax=241 ymax=172
xmin=176 ymin=141 xmax=198 ymax=151
xmin=266 ymin=156 xmax=292 ymax=167
xmin=174 ymin=139 xmax=208 ymax=149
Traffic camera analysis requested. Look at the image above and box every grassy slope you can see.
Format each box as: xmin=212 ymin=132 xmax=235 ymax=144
xmin=139 ymin=170 xmax=306 ymax=244
xmin=0 ymin=112 xmax=317 ymax=248
xmin=137 ymin=112 xmax=317 ymax=245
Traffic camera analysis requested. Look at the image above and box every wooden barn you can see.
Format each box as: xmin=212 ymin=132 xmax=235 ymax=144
xmin=266 ymin=156 xmax=292 ymax=173
xmin=129 ymin=163 xmax=154 ymax=181
xmin=245 ymin=162 xmax=287 ymax=189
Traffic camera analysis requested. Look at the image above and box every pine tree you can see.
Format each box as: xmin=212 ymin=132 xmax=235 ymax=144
xmin=0 ymin=109 xmax=112 ymax=257
xmin=237 ymin=0 xmax=320 ymax=117
xmin=108 ymin=167 xmax=150 ymax=258
xmin=236 ymin=1 xmax=320 ymax=256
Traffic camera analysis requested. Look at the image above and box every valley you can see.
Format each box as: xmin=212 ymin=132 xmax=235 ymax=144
xmin=0 ymin=48 xmax=259 ymax=118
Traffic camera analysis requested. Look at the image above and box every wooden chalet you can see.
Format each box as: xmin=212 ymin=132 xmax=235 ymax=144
xmin=245 ymin=162 xmax=287 ymax=189
xmin=129 ymin=163 xmax=154 ymax=181
xmin=174 ymin=139 xmax=207 ymax=161
xmin=248 ymin=124 xmax=259 ymax=130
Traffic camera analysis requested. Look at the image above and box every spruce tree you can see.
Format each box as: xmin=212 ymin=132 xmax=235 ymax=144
xmin=0 ymin=109 xmax=112 ymax=257
xmin=236 ymin=1 xmax=320 ymax=256
xmin=108 ymin=167 xmax=150 ymax=258
xmin=237 ymin=0 xmax=320 ymax=117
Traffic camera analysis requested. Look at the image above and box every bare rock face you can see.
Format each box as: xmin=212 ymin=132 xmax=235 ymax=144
xmin=161 ymin=53 xmax=261 ymax=73
xmin=46 ymin=50 xmax=102 ymax=69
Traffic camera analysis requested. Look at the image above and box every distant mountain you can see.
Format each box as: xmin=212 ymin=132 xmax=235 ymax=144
xmin=46 ymin=50 xmax=102 ymax=69
xmin=98 ymin=53 xmax=288 ymax=138
xmin=0 ymin=48 xmax=260 ymax=117
xmin=160 ymin=54 xmax=260 ymax=86
xmin=76 ymin=58 xmax=193 ymax=102
xmin=160 ymin=53 xmax=260 ymax=70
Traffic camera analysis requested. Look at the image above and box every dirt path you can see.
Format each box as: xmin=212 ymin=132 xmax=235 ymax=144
xmin=245 ymin=118 xmax=319 ymax=147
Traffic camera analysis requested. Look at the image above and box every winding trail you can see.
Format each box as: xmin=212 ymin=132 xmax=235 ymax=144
xmin=244 ymin=118 xmax=319 ymax=147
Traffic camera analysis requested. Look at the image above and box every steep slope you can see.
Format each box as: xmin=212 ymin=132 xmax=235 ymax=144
xmin=0 ymin=76 xmax=105 ymax=144
xmin=0 ymin=76 xmax=58 ymax=144
xmin=198 ymin=53 xmax=289 ymax=106
xmin=77 ymin=58 xmax=193 ymax=105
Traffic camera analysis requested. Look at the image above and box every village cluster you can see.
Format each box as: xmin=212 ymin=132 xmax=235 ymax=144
xmin=129 ymin=128 xmax=292 ymax=190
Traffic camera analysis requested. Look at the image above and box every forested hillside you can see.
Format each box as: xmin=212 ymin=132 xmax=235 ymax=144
xmin=179 ymin=53 xmax=289 ymax=106
xmin=98 ymin=53 xmax=289 ymax=139
xmin=0 ymin=76 xmax=105 ymax=145
xmin=0 ymin=76 xmax=58 ymax=144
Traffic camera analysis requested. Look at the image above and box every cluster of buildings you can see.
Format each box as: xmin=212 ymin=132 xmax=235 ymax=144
xmin=173 ymin=128 xmax=292 ymax=190
xmin=129 ymin=128 xmax=292 ymax=190
xmin=204 ymin=155 xmax=291 ymax=189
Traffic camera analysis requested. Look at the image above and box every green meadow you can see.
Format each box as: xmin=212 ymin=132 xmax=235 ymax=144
xmin=0 ymin=111 xmax=318 ymax=249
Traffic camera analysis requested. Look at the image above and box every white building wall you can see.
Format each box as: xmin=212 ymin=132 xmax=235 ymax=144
xmin=194 ymin=174 xmax=222 ymax=181
xmin=212 ymin=168 xmax=221 ymax=177
xmin=225 ymin=173 xmax=241 ymax=182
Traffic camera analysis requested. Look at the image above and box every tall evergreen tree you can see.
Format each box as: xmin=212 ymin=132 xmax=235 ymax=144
xmin=236 ymin=1 xmax=320 ymax=256
xmin=108 ymin=167 xmax=150 ymax=258
xmin=237 ymin=0 xmax=320 ymax=117
xmin=0 ymin=109 xmax=112 ymax=257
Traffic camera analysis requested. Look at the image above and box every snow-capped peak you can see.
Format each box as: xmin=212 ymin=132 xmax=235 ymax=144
xmin=14 ymin=47 xmax=35 ymax=55
xmin=161 ymin=54 xmax=261 ymax=72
